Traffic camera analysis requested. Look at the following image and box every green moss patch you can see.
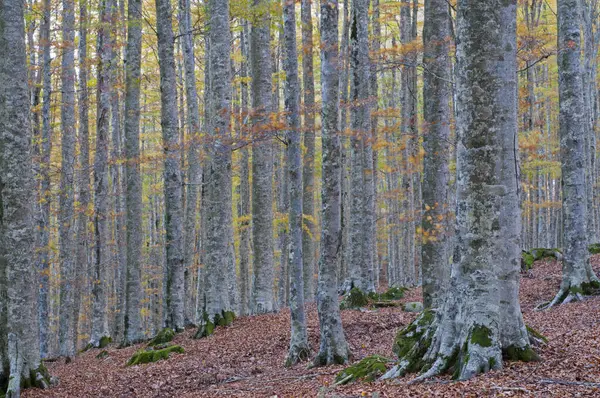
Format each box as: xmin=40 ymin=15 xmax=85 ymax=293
xmin=503 ymin=345 xmax=540 ymax=362
xmin=126 ymin=344 xmax=184 ymax=366
xmin=340 ymin=287 xmax=369 ymax=310
xmin=526 ymin=325 xmax=548 ymax=344
xmin=148 ymin=328 xmax=175 ymax=347
xmin=369 ymin=287 xmax=407 ymax=301
xmin=96 ymin=350 xmax=109 ymax=359
xmin=334 ymin=355 xmax=391 ymax=385
xmin=470 ymin=325 xmax=492 ymax=347
xmin=521 ymin=248 xmax=561 ymax=270
xmin=194 ymin=310 xmax=236 ymax=339
xmin=392 ymin=309 xmax=435 ymax=374
xmin=588 ymin=243 xmax=600 ymax=254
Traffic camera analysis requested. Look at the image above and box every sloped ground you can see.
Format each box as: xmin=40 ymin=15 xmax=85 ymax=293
xmin=27 ymin=258 xmax=600 ymax=397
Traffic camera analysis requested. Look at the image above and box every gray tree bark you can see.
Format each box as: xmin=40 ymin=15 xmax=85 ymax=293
xmin=0 ymin=0 xmax=50 ymax=391
xmin=547 ymin=0 xmax=600 ymax=306
xmin=384 ymin=0 xmax=535 ymax=382
xmin=312 ymin=0 xmax=350 ymax=367
xmin=37 ymin=0 xmax=52 ymax=359
xmin=75 ymin=0 xmax=90 ymax=352
xmin=123 ymin=0 xmax=144 ymax=344
xmin=421 ymin=0 xmax=451 ymax=309
xmin=195 ymin=0 xmax=237 ymax=337
xmin=156 ymin=0 xmax=185 ymax=331
xmin=283 ymin=0 xmax=310 ymax=366
xmin=58 ymin=0 xmax=77 ymax=359
xmin=344 ymin=0 xmax=374 ymax=294
xmin=90 ymin=0 xmax=113 ymax=348
xmin=301 ymin=0 xmax=316 ymax=301
xmin=238 ymin=21 xmax=251 ymax=317
xmin=178 ymin=0 xmax=201 ymax=327
xmin=250 ymin=0 xmax=276 ymax=314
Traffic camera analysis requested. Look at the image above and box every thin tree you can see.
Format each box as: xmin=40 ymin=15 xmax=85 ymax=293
xmin=282 ymin=0 xmax=311 ymax=366
xmin=421 ymin=0 xmax=451 ymax=309
xmin=58 ymin=0 xmax=77 ymax=359
xmin=546 ymin=0 xmax=600 ymax=306
xmin=250 ymin=0 xmax=276 ymax=314
xmin=312 ymin=0 xmax=350 ymax=367
xmin=123 ymin=0 xmax=144 ymax=344
xmin=90 ymin=0 xmax=113 ymax=348
xmin=156 ymin=0 xmax=185 ymax=331
xmin=301 ymin=0 xmax=316 ymax=301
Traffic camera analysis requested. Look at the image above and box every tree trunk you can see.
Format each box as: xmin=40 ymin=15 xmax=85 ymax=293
xmin=283 ymin=0 xmax=310 ymax=366
xmin=37 ymin=0 xmax=52 ymax=359
xmin=156 ymin=0 xmax=185 ymax=331
xmin=384 ymin=0 xmax=535 ymax=382
xmin=312 ymin=0 xmax=350 ymax=367
xmin=301 ymin=0 xmax=316 ymax=301
xmin=421 ymin=0 xmax=451 ymax=309
xmin=344 ymin=0 xmax=374 ymax=294
xmin=123 ymin=0 xmax=144 ymax=344
xmin=58 ymin=0 xmax=77 ymax=359
xmin=90 ymin=0 xmax=113 ymax=348
xmin=178 ymin=0 xmax=201 ymax=327
xmin=195 ymin=0 xmax=236 ymax=337
xmin=250 ymin=0 xmax=276 ymax=314
xmin=547 ymin=0 xmax=600 ymax=306
xmin=0 ymin=0 xmax=51 ymax=390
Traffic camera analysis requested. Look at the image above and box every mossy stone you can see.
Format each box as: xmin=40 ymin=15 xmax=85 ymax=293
xmin=148 ymin=328 xmax=175 ymax=347
xmin=334 ymin=355 xmax=391 ymax=385
xmin=126 ymin=344 xmax=185 ymax=366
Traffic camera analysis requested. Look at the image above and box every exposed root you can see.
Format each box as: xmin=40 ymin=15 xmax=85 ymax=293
xmin=194 ymin=310 xmax=235 ymax=339
xmin=284 ymin=343 xmax=311 ymax=367
xmin=334 ymin=355 xmax=391 ymax=385
xmin=541 ymin=280 xmax=600 ymax=309
xmin=383 ymin=313 xmax=507 ymax=382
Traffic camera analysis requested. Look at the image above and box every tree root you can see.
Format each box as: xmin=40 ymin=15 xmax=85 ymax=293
xmin=540 ymin=280 xmax=600 ymax=310
xmin=284 ymin=343 xmax=311 ymax=367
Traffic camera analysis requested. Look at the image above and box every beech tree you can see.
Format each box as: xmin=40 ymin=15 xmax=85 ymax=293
xmin=383 ymin=0 xmax=536 ymax=381
xmin=0 ymin=0 xmax=52 ymax=391
xmin=312 ymin=0 xmax=350 ymax=367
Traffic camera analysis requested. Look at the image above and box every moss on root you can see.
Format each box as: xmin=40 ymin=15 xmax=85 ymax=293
xmin=391 ymin=309 xmax=435 ymax=374
xmin=334 ymin=355 xmax=391 ymax=385
xmin=148 ymin=328 xmax=175 ymax=347
xmin=194 ymin=310 xmax=236 ymax=339
xmin=526 ymin=325 xmax=548 ymax=344
xmin=126 ymin=345 xmax=185 ymax=366
xmin=96 ymin=350 xmax=109 ymax=360
xmin=503 ymin=345 xmax=540 ymax=362
xmin=369 ymin=287 xmax=407 ymax=301
xmin=588 ymin=243 xmax=600 ymax=254
xmin=340 ymin=288 xmax=370 ymax=310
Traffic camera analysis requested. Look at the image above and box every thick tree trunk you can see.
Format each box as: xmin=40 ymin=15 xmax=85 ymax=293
xmin=156 ymin=0 xmax=185 ymax=331
xmin=384 ymin=0 xmax=535 ymax=382
xmin=301 ymin=0 xmax=316 ymax=301
xmin=547 ymin=0 xmax=600 ymax=307
xmin=123 ymin=0 xmax=144 ymax=344
xmin=0 ymin=0 xmax=50 ymax=391
xmin=58 ymin=0 xmax=77 ymax=359
xmin=344 ymin=0 xmax=375 ymax=294
xmin=250 ymin=0 xmax=276 ymax=314
xmin=312 ymin=0 xmax=350 ymax=367
xmin=90 ymin=0 xmax=113 ymax=348
xmin=283 ymin=0 xmax=310 ymax=366
xmin=195 ymin=0 xmax=236 ymax=338
xmin=421 ymin=0 xmax=451 ymax=309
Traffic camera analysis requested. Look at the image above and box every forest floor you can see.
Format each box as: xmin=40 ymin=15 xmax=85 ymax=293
xmin=26 ymin=258 xmax=600 ymax=398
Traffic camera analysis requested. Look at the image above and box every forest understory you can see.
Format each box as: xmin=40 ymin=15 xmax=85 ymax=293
xmin=25 ymin=257 xmax=600 ymax=398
